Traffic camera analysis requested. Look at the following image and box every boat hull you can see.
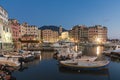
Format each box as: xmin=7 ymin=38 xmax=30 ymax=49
xmin=59 ymin=60 xmax=110 ymax=70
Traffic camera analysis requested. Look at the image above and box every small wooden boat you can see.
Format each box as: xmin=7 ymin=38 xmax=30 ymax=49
xmin=59 ymin=59 xmax=110 ymax=70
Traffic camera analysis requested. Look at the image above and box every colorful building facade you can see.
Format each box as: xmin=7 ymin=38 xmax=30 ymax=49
xmin=9 ymin=19 xmax=21 ymax=41
xmin=8 ymin=19 xmax=21 ymax=50
xmin=69 ymin=25 xmax=107 ymax=44
xmin=0 ymin=6 xmax=13 ymax=50
xmin=42 ymin=29 xmax=59 ymax=43
xmin=88 ymin=25 xmax=107 ymax=44
xmin=20 ymin=23 xmax=40 ymax=50
xmin=69 ymin=25 xmax=88 ymax=43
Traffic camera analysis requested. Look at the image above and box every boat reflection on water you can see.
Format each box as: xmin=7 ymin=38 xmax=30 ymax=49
xmin=110 ymin=58 xmax=120 ymax=63
xmin=59 ymin=67 xmax=110 ymax=77
xmin=18 ymin=51 xmax=55 ymax=72
xmin=18 ymin=66 xmax=28 ymax=72
xmin=18 ymin=59 xmax=40 ymax=72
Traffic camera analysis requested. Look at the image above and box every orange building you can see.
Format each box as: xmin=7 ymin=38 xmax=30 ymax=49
xmin=42 ymin=29 xmax=59 ymax=43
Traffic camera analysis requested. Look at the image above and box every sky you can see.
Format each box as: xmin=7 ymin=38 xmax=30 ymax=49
xmin=0 ymin=0 xmax=120 ymax=39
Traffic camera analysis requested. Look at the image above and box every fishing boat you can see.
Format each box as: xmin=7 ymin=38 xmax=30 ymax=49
xmin=59 ymin=59 xmax=110 ymax=70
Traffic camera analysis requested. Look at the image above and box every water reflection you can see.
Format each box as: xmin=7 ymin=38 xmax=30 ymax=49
xmin=72 ymin=45 xmax=83 ymax=52
xmin=59 ymin=68 xmax=110 ymax=80
xmin=72 ymin=44 xmax=107 ymax=60
xmin=18 ymin=51 xmax=55 ymax=72
xmin=59 ymin=67 xmax=109 ymax=75
xmin=40 ymin=53 xmax=42 ymax=61
xmin=18 ymin=59 xmax=40 ymax=72
xmin=110 ymin=58 xmax=120 ymax=63
xmin=14 ymin=47 xmax=120 ymax=80
xmin=82 ymin=45 xmax=104 ymax=57
xmin=65 ymin=44 xmax=105 ymax=60
xmin=40 ymin=51 xmax=55 ymax=60
xmin=96 ymin=46 xmax=100 ymax=56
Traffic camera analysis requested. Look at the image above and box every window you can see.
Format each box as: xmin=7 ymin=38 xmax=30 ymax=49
xmin=0 ymin=33 xmax=1 ymax=38
xmin=3 ymin=26 xmax=5 ymax=31
xmin=7 ymin=28 xmax=9 ymax=32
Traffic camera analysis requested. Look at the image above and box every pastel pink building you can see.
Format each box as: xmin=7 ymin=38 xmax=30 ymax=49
xmin=9 ymin=19 xmax=21 ymax=42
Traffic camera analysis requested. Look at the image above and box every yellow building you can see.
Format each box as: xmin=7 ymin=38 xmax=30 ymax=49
xmin=61 ymin=32 xmax=69 ymax=40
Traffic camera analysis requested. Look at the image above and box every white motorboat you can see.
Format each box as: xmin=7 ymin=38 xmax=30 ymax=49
xmin=103 ymin=44 xmax=120 ymax=55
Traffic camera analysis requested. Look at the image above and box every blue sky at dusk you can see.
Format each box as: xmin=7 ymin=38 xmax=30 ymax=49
xmin=0 ymin=0 xmax=120 ymax=39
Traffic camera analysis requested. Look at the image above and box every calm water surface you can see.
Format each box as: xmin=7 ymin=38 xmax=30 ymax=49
xmin=12 ymin=46 xmax=120 ymax=80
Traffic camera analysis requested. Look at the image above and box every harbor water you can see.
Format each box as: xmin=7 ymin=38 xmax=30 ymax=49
xmin=12 ymin=46 xmax=120 ymax=80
